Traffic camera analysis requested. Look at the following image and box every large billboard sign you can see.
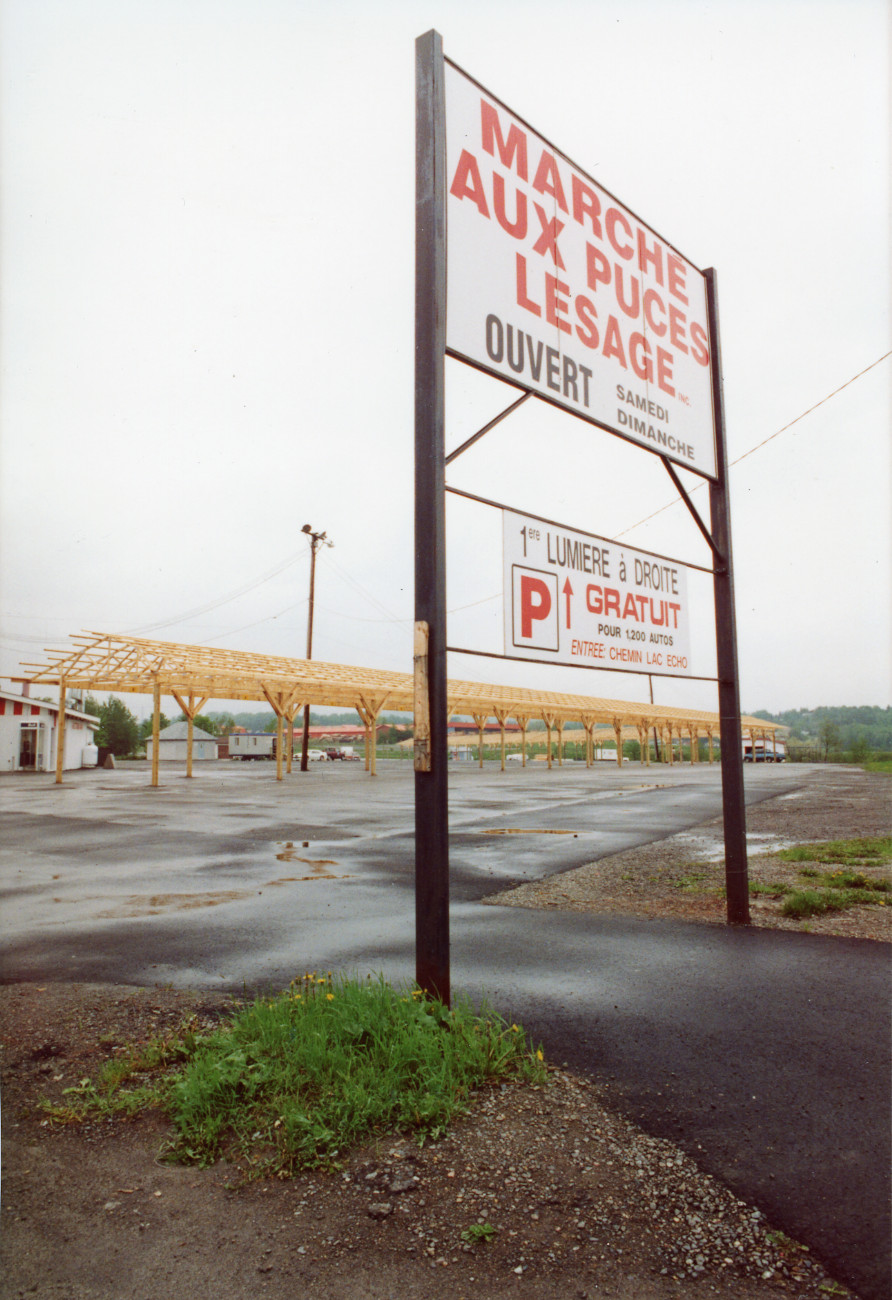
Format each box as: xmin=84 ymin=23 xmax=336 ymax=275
xmin=503 ymin=509 xmax=693 ymax=676
xmin=446 ymin=62 xmax=718 ymax=480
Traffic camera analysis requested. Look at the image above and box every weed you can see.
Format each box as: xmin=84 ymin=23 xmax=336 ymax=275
xmin=797 ymin=869 xmax=889 ymax=892
xmin=671 ymin=865 xmax=719 ymax=894
xmin=765 ymin=1228 xmax=810 ymax=1256
xmin=461 ymin=1221 xmax=499 ymax=1243
xmin=749 ymin=881 xmax=790 ymax=899
xmin=39 ymin=974 xmax=547 ymax=1179
xmin=775 ymin=836 xmax=891 ymax=867
xmin=780 ymin=888 xmax=886 ymax=919
xmin=41 ymin=1029 xmax=193 ymax=1124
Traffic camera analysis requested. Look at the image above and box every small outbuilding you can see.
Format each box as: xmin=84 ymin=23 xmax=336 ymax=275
xmin=0 ymin=686 xmax=98 ymax=772
xmin=145 ymin=721 xmax=218 ymax=762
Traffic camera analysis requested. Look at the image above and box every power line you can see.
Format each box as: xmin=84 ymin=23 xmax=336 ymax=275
xmin=318 ymin=550 xmax=407 ymax=625
xmin=616 ymin=349 xmax=891 ymax=539
xmin=126 ymin=543 xmax=312 ymax=634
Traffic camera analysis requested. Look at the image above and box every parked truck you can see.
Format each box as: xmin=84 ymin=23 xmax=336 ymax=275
xmin=742 ymin=738 xmax=786 ymax=762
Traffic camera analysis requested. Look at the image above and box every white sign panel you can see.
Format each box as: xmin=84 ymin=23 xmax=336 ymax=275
xmin=503 ymin=509 xmax=693 ymax=676
xmin=446 ymin=62 xmax=717 ymax=480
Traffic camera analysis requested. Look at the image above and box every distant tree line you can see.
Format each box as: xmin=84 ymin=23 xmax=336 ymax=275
xmin=77 ymin=695 xmax=890 ymax=764
xmin=751 ymin=705 xmax=892 ymax=759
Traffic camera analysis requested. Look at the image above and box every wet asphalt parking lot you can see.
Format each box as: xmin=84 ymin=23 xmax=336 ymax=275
xmin=1 ymin=759 xmax=889 ymax=1300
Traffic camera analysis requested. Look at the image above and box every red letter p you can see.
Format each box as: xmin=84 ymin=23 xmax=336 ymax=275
xmin=521 ymin=575 xmax=552 ymax=638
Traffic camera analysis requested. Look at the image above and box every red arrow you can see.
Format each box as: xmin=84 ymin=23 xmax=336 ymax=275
xmin=562 ymin=577 xmax=573 ymax=628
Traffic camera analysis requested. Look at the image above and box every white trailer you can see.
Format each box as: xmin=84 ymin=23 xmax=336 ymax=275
xmin=229 ymin=732 xmax=277 ymax=761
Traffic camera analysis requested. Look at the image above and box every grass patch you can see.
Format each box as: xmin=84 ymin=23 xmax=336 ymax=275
xmin=745 ymin=837 xmax=892 ymax=921
xmin=797 ymin=868 xmax=889 ymax=892
xmin=774 ymin=836 xmax=892 ymax=867
xmin=861 ymin=760 xmax=892 ymax=775
xmin=41 ymin=974 xmax=546 ymax=1176
xmin=671 ymin=865 xmax=720 ymax=894
xmin=780 ymin=888 xmax=886 ymax=919
xmin=749 ymin=881 xmax=791 ymax=899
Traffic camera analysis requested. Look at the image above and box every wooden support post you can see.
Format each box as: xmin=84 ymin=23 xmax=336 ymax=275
xmin=151 ymin=678 xmax=161 ymax=787
xmin=667 ymin=726 xmax=674 ymax=766
xmin=555 ymin=719 xmax=564 ymax=766
xmin=517 ymin=716 xmax=528 ymax=767
xmin=495 ymin=709 xmax=508 ymax=771
xmin=613 ymin=719 xmax=623 ymax=767
xmin=289 ymin=701 xmax=304 ymax=773
xmin=170 ymin=692 xmax=208 ymax=779
xmin=357 ymin=695 xmax=385 ymax=776
xmin=582 ymin=721 xmax=593 ymax=768
xmin=690 ymin=726 xmax=696 ymax=764
xmin=544 ymin=715 xmax=554 ymax=769
xmin=413 ymin=622 xmax=431 ymax=772
xmin=260 ymin=685 xmax=288 ymax=781
xmin=473 ymin=714 xmax=486 ymax=769
xmin=55 ymin=678 xmax=67 ymax=784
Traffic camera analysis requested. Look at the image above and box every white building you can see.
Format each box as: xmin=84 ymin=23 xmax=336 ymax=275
xmin=145 ymin=720 xmax=218 ymax=762
xmin=0 ymin=687 xmax=98 ymax=772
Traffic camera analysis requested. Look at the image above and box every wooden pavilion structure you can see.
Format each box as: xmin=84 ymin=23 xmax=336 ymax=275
xmin=13 ymin=631 xmax=783 ymax=786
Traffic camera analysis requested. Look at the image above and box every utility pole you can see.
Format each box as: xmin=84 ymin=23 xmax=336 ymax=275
xmin=648 ymin=674 xmax=661 ymax=762
xmin=300 ymin=524 xmax=332 ymax=772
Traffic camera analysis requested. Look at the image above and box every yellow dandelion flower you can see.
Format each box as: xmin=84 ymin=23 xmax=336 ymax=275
xmin=536 ymin=1049 xmax=544 ymax=1061
xmin=326 ymin=993 xmax=335 ymax=1001
xmin=510 ymin=1023 xmax=521 ymax=1033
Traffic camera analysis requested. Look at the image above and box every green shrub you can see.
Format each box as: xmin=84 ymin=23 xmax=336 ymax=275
xmin=42 ymin=975 xmax=546 ymax=1178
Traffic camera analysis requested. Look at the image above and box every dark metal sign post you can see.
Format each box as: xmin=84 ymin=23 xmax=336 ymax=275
xmin=413 ymin=31 xmax=750 ymax=1001
xmin=705 ymin=269 xmax=750 ymax=925
xmin=414 ymin=30 xmax=450 ymax=1002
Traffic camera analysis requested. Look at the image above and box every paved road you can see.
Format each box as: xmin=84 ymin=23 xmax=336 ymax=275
xmin=1 ymin=760 xmax=889 ymax=1299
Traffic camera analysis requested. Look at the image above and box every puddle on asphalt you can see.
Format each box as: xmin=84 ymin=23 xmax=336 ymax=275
xmin=674 ymin=831 xmax=800 ymax=862
xmin=97 ymin=890 xmax=253 ymax=918
xmin=269 ymin=843 xmax=351 ymax=882
xmin=275 ymin=840 xmax=336 ymax=865
xmin=265 ymin=871 xmax=353 ymax=883
xmin=480 ymin=828 xmax=581 ymax=837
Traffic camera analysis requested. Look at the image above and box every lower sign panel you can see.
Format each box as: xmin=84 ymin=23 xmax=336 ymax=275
xmin=503 ymin=509 xmax=693 ymax=677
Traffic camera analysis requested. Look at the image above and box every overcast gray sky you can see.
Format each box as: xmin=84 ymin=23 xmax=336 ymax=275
xmin=1 ymin=0 xmax=889 ymax=718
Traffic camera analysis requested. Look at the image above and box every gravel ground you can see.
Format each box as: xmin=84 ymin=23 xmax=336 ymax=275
xmin=0 ymin=983 xmax=854 ymax=1300
xmin=486 ymin=766 xmax=891 ymax=941
xmin=2 ymin=765 xmax=886 ymax=1299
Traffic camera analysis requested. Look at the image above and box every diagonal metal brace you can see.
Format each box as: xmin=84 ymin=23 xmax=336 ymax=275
xmin=445 ymin=391 xmax=532 ymax=465
xmin=661 ymin=457 xmax=726 ymax=569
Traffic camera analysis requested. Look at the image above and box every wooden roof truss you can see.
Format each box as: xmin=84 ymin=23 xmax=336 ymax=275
xmin=16 ymin=631 xmax=781 ymax=743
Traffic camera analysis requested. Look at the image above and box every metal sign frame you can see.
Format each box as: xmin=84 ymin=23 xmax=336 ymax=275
xmin=415 ymin=29 xmax=748 ymax=1004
